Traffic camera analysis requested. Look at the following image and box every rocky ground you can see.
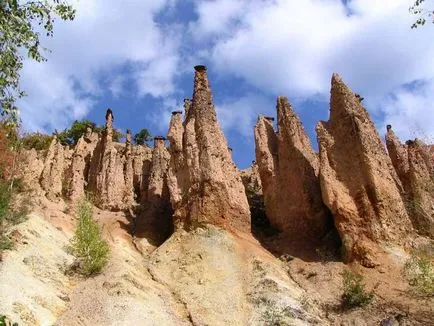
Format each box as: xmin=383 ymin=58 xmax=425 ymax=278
xmin=1 ymin=197 xmax=433 ymax=326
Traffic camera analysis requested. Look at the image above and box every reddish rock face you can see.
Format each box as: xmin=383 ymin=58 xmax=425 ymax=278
xmin=254 ymin=97 xmax=331 ymax=239
xmin=167 ymin=66 xmax=251 ymax=233
xmin=386 ymin=127 xmax=434 ymax=238
xmin=317 ymin=74 xmax=412 ymax=267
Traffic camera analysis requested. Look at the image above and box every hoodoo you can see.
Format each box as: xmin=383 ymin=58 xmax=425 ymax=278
xmin=386 ymin=126 xmax=434 ymax=237
xmin=316 ymin=74 xmax=412 ymax=266
xmin=254 ymin=97 xmax=330 ymax=238
xmin=167 ymin=65 xmax=251 ymax=233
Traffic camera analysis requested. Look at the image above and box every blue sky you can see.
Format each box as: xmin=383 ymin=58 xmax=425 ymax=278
xmin=18 ymin=0 xmax=434 ymax=168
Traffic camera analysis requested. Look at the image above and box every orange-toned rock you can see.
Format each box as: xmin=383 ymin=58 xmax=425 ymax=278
xmin=167 ymin=66 xmax=250 ymax=233
xmin=317 ymin=74 xmax=412 ymax=266
xmin=40 ymin=136 xmax=71 ymax=201
xmin=68 ymin=129 xmax=99 ymax=201
xmin=254 ymin=97 xmax=330 ymax=238
xmin=386 ymin=126 xmax=433 ymax=237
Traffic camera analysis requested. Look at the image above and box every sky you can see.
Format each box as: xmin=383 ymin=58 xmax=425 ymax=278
xmin=17 ymin=0 xmax=434 ymax=168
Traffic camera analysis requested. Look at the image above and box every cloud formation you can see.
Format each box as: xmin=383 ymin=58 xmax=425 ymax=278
xmin=192 ymin=0 xmax=434 ymax=138
xmin=18 ymin=0 xmax=180 ymax=131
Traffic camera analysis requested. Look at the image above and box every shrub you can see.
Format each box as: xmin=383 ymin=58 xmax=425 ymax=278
xmin=21 ymin=132 xmax=53 ymax=151
xmin=58 ymin=119 xmax=124 ymax=146
xmin=403 ymin=246 xmax=434 ymax=296
xmin=69 ymin=200 xmax=109 ymax=276
xmin=341 ymin=269 xmax=374 ymax=309
xmin=134 ymin=128 xmax=152 ymax=145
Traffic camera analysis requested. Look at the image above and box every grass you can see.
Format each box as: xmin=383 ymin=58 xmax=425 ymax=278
xmin=403 ymin=245 xmax=434 ymax=297
xmin=341 ymin=269 xmax=374 ymax=309
xmin=69 ymin=200 xmax=109 ymax=276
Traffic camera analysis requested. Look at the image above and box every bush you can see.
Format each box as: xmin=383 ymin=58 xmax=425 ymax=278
xmin=403 ymin=246 xmax=434 ymax=296
xmin=69 ymin=200 xmax=109 ymax=276
xmin=341 ymin=269 xmax=374 ymax=309
xmin=0 ymin=179 xmax=29 ymax=252
xmin=134 ymin=128 xmax=152 ymax=145
xmin=21 ymin=132 xmax=53 ymax=150
xmin=58 ymin=119 xmax=124 ymax=146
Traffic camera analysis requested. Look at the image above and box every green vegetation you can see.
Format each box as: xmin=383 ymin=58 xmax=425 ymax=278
xmin=0 ymin=178 xmax=29 ymax=251
xmin=341 ymin=269 xmax=374 ymax=309
xmin=57 ymin=119 xmax=123 ymax=146
xmin=410 ymin=0 xmax=434 ymax=28
xmin=134 ymin=128 xmax=152 ymax=145
xmin=21 ymin=132 xmax=53 ymax=150
xmin=403 ymin=245 xmax=434 ymax=296
xmin=69 ymin=200 xmax=109 ymax=276
xmin=0 ymin=0 xmax=75 ymax=125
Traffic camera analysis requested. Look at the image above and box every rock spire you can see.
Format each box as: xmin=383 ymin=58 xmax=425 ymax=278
xmin=316 ymin=74 xmax=412 ymax=266
xmin=167 ymin=65 xmax=251 ymax=233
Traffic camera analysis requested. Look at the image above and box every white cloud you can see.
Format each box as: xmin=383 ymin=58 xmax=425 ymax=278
xmin=379 ymin=79 xmax=434 ymax=142
xmin=216 ymin=94 xmax=273 ymax=138
xmin=192 ymin=0 xmax=434 ymax=141
xmin=18 ymin=0 xmax=180 ymax=132
xmin=190 ymin=0 xmax=246 ymax=40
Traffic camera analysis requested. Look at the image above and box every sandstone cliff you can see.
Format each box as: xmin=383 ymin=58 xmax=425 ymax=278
xmin=167 ymin=65 xmax=251 ymax=233
xmin=254 ymin=97 xmax=330 ymax=238
xmin=316 ymin=74 xmax=412 ymax=267
xmin=386 ymin=126 xmax=434 ymax=238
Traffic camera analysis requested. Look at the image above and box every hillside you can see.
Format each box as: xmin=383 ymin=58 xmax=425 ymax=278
xmin=0 ymin=66 xmax=433 ymax=326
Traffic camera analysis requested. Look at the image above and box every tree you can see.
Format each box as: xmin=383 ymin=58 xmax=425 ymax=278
xmin=410 ymin=0 xmax=434 ymax=28
xmin=69 ymin=200 xmax=109 ymax=276
xmin=0 ymin=0 xmax=75 ymax=125
xmin=134 ymin=128 xmax=152 ymax=145
xmin=57 ymin=119 xmax=124 ymax=146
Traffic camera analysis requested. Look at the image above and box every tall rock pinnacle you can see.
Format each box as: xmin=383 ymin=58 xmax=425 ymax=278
xmin=167 ymin=66 xmax=251 ymax=233
xmin=386 ymin=125 xmax=434 ymax=238
xmin=254 ymin=97 xmax=331 ymax=238
xmin=316 ymin=74 xmax=412 ymax=266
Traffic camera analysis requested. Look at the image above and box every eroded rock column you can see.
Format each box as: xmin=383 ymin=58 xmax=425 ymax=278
xmin=254 ymin=97 xmax=331 ymax=238
xmin=386 ymin=126 xmax=434 ymax=238
xmin=316 ymin=74 xmax=412 ymax=266
xmin=167 ymin=66 xmax=251 ymax=233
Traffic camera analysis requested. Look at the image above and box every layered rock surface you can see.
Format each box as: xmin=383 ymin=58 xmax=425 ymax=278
xmin=386 ymin=126 xmax=434 ymax=237
xmin=167 ymin=66 xmax=251 ymax=233
xmin=254 ymin=97 xmax=330 ymax=238
xmin=316 ymin=74 xmax=412 ymax=266
xmin=19 ymin=110 xmax=155 ymax=211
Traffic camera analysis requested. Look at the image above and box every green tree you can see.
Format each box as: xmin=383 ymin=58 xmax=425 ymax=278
xmin=0 ymin=0 xmax=75 ymax=124
xmin=57 ymin=119 xmax=124 ymax=146
xmin=134 ymin=128 xmax=152 ymax=145
xmin=410 ymin=0 xmax=434 ymax=28
xmin=69 ymin=200 xmax=109 ymax=276
xmin=21 ymin=131 xmax=53 ymax=150
xmin=57 ymin=119 xmax=97 ymax=145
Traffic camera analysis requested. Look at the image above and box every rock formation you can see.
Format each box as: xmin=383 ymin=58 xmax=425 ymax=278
xmin=89 ymin=110 xmax=125 ymax=209
xmin=167 ymin=65 xmax=250 ymax=233
xmin=40 ymin=136 xmax=72 ymax=200
xmin=240 ymin=162 xmax=262 ymax=197
xmin=68 ymin=128 xmax=99 ymax=202
xmin=254 ymin=97 xmax=330 ymax=238
xmin=386 ymin=126 xmax=434 ymax=237
xmin=123 ymin=130 xmax=135 ymax=206
xmin=316 ymin=74 xmax=412 ymax=266
xmin=18 ymin=149 xmax=45 ymax=193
